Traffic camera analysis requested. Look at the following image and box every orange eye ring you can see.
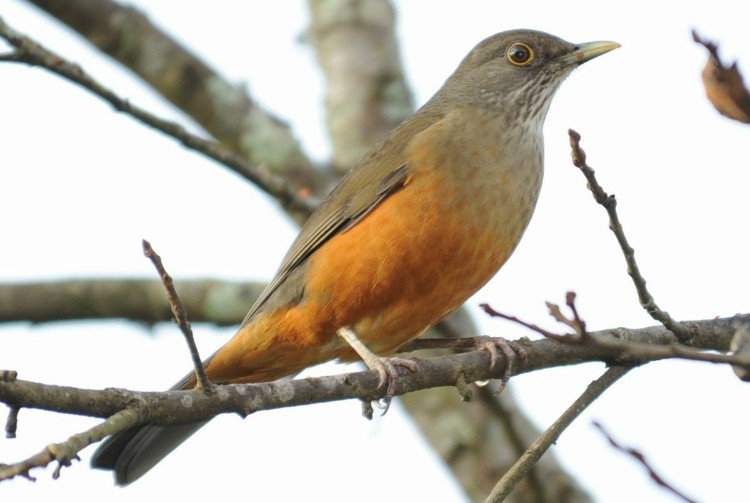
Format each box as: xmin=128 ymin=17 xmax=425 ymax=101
xmin=506 ymin=42 xmax=534 ymax=66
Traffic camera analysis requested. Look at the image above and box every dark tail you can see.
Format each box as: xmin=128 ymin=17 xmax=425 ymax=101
xmin=90 ymin=367 xmax=208 ymax=485
xmin=90 ymin=419 xmax=209 ymax=485
xmin=91 ymin=330 xmax=297 ymax=484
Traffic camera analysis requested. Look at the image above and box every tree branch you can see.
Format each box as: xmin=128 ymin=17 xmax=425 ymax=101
xmin=0 ymin=278 xmax=265 ymax=326
xmin=486 ymin=366 xmax=633 ymax=503
xmin=3 ymin=7 xmax=741 ymax=498
xmin=568 ymin=130 xmax=692 ymax=342
xmin=3 ymin=6 xmax=554 ymax=496
xmin=24 ymin=0 xmax=327 ymax=193
xmin=0 ymin=408 xmax=141 ymax=481
xmin=3 ymin=314 xmax=745 ymax=419
xmin=1 ymin=313 xmax=748 ymax=481
xmin=142 ymin=240 xmax=212 ymax=391
xmin=482 ymin=298 xmax=750 ymax=368
xmin=592 ymin=421 xmax=698 ymax=503
xmin=0 ymin=15 xmax=315 ymax=221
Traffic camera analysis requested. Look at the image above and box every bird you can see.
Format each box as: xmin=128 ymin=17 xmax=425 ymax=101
xmin=91 ymin=29 xmax=619 ymax=485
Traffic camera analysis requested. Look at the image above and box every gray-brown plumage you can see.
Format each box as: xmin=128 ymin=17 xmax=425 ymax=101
xmin=91 ymin=29 xmax=618 ymax=486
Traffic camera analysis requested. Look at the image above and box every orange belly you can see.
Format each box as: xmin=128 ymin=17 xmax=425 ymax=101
xmin=204 ymin=168 xmax=522 ymax=384
xmin=203 ymin=110 xmax=543 ymax=385
xmin=304 ymin=171 xmax=514 ymax=353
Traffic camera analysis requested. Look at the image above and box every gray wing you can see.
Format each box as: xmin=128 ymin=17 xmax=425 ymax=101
xmin=239 ymin=161 xmax=410 ymax=328
xmin=237 ymin=107 xmax=445 ymax=327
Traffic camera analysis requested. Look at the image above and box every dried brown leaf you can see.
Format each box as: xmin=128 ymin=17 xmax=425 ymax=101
xmin=694 ymin=30 xmax=750 ymax=124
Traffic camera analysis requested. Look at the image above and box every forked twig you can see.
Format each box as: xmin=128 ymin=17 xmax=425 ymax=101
xmin=0 ymin=408 xmax=141 ymax=482
xmin=568 ymin=130 xmax=692 ymax=343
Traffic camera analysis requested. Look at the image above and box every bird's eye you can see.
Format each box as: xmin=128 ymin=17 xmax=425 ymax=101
xmin=506 ymin=42 xmax=534 ymax=66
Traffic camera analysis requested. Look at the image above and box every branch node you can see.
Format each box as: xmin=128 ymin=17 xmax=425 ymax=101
xmin=455 ymin=372 xmax=473 ymax=402
xmin=360 ymin=399 xmax=374 ymax=420
xmin=1 ymin=370 xmax=18 ymax=382
xmin=5 ymin=405 xmax=19 ymax=439
xmin=545 ymin=292 xmax=589 ymax=341
xmin=730 ymin=322 xmax=750 ymax=381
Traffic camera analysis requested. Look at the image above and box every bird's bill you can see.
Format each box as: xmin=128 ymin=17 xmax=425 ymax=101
xmin=559 ymin=40 xmax=621 ymax=66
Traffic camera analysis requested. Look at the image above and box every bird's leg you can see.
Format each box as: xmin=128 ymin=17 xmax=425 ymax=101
xmin=337 ymin=326 xmax=418 ymax=407
xmin=475 ymin=336 xmax=528 ymax=395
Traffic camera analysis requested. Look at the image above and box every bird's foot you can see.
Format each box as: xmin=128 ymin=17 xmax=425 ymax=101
xmin=337 ymin=327 xmax=417 ymax=412
xmin=475 ymin=336 xmax=527 ymax=395
xmin=368 ymin=355 xmax=418 ymax=408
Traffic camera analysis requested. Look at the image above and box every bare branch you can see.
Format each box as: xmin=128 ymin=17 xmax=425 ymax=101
xmin=0 ymin=314 xmax=745 ymax=421
xmin=486 ymin=298 xmax=750 ymax=369
xmin=0 ymin=408 xmax=141 ymax=482
xmin=0 ymin=15 xmax=315 ymax=220
xmin=593 ymin=421 xmax=698 ymax=503
xmin=24 ymin=0 xmax=325 ymax=193
xmin=486 ymin=366 xmax=633 ymax=502
xmin=480 ymin=303 xmax=562 ymax=340
xmin=0 ymin=313 xmax=747 ymax=481
xmin=142 ymin=240 xmax=212 ymax=391
xmin=568 ymin=130 xmax=692 ymax=342
xmin=0 ymin=278 xmax=266 ymax=326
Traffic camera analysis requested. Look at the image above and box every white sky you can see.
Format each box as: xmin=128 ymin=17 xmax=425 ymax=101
xmin=1 ymin=1 xmax=750 ymax=502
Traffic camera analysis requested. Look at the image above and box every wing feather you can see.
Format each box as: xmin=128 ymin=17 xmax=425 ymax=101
xmin=239 ymin=109 xmax=444 ymax=327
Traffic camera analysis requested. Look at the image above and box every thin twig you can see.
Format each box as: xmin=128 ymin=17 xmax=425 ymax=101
xmin=142 ymin=240 xmax=212 ymax=392
xmin=568 ymin=130 xmax=692 ymax=342
xmin=545 ymin=292 xmax=592 ymax=342
xmin=485 ymin=365 xmax=633 ymax=502
xmin=479 ymin=303 xmax=562 ymax=339
xmin=483 ymin=300 xmax=750 ymax=368
xmin=424 ymin=328 xmax=750 ymax=368
xmin=0 ymin=16 xmax=315 ymax=218
xmin=593 ymin=421 xmax=698 ymax=503
xmin=482 ymin=299 xmax=590 ymax=344
xmin=0 ymin=407 xmax=141 ymax=482
xmin=564 ymin=291 xmax=587 ymax=336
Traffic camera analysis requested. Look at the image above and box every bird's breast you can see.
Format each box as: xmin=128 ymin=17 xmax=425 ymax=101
xmin=304 ymin=113 xmax=544 ymax=353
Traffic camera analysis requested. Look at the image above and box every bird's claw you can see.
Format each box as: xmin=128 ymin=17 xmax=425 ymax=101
xmin=475 ymin=336 xmax=527 ymax=395
xmin=368 ymin=356 xmax=418 ymax=413
xmin=336 ymin=326 xmax=417 ymax=413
